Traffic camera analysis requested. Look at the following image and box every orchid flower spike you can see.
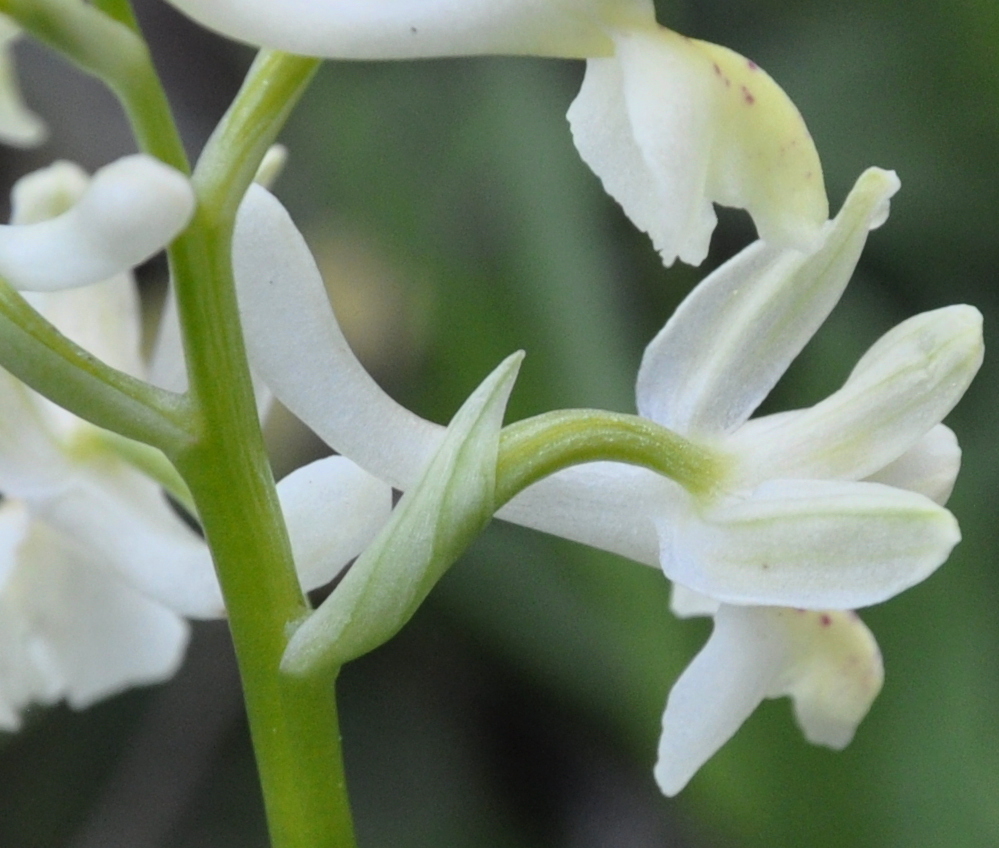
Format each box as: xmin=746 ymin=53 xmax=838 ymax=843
xmin=233 ymin=168 xmax=981 ymax=794
xmin=0 ymin=15 xmax=45 ymax=148
xmin=165 ymin=0 xmax=825 ymax=266
xmin=0 ymin=155 xmax=194 ymax=291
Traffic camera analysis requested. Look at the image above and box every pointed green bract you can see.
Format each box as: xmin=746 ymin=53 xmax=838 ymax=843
xmin=281 ymin=353 xmax=523 ymax=676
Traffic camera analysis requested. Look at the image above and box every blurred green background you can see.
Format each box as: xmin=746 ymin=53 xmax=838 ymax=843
xmin=1 ymin=0 xmax=998 ymax=846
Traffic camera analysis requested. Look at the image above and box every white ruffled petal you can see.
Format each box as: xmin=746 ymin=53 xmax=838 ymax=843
xmin=660 ymin=479 xmax=960 ymax=610
xmin=234 ymin=184 xmax=443 ymax=490
xmin=163 ymin=0 xmax=639 ymax=59
xmin=569 ymin=26 xmax=827 ymax=268
xmin=731 ymin=306 xmax=982 ymax=486
xmin=568 ymin=32 xmax=716 ymax=267
xmin=278 ymin=455 xmax=393 ymax=592
xmin=0 ymin=155 xmax=194 ymax=291
xmin=635 ymin=168 xmax=900 ymax=434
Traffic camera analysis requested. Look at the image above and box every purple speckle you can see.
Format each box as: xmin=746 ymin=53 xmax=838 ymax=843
xmin=747 ymin=59 xmax=758 ymax=70
xmin=820 ymin=614 xmax=832 ymax=627
xmin=741 ymin=85 xmax=756 ymax=105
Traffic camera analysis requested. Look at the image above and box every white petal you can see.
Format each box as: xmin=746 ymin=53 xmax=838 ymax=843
xmin=32 ymin=460 xmax=223 ymax=619
xmin=11 ymin=162 xmax=145 ymax=375
xmin=693 ymin=38 xmax=827 ymax=251
xmin=568 ymin=36 xmax=716 ymax=267
xmin=0 ymin=16 xmax=46 ymax=148
xmin=635 ymin=167 xmax=900 ymax=434
xmin=234 ymin=184 xmax=443 ymax=490
xmin=0 ymin=367 xmax=72 ymax=498
xmin=278 ymin=455 xmax=393 ymax=591
xmin=661 ymin=479 xmax=960 ymax=609
xmin=867 ymin=424 xmax=960 ymax=506
xmin=569 ymin=27 xmax=827 ymax=268
xmin=497 ymin=460 xmax=671 ymax=566
xmin=283 ymin=353 xmax=521 ymax=674
xmin=655 ymin=604 xmax=882 ymax=794
xmin=162 ymin=0 xmax=638 ymax=59
xmin=0 ymin=155 xmax=194 ymax=291
xmin=732 ymin=306 xmax=982 ymax=486
xmin=0 ymin=517 xmax=188 ymax=725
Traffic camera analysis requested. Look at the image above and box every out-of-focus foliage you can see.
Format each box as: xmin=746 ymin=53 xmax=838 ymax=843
xmin=0 ymin=0 xmax=997 ymax=846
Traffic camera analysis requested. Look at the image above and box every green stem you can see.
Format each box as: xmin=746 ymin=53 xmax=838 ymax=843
xmin=2 ymin=0 xmax=189 ymax=170
xmin=194 ymin=50 xmax=321 ymax=223
xmin=167 ymin=52 xmax=354 ymax=848
xmin=496 ymin=409 xmax=727 ymax=507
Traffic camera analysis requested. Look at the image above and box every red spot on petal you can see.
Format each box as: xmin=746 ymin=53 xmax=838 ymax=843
xmin=741 ymin=85 xmax=756 ymax=105
xmin=820 ymin=614 xmax=832 ymax=627
xmin=747 ymin=59 xmax=758 ymax=70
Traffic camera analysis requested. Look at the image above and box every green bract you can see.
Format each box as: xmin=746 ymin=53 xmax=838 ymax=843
xmin=282 ymin=353 xmax=522 ymax=675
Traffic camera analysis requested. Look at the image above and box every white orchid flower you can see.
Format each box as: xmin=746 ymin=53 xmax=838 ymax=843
xmin=165 ymin=0 xmax=826 ymax=266
xmin=0 ymin=161 xmax=212 ymax=726
xmin=232 ymin=167 xmax=981 ymax=793
xmin=653 ymin=417 xmax=961 ymax=793
xmin=0 ymin=15 xmax=45 ymax=148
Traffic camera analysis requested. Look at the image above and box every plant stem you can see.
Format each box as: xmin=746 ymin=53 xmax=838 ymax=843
xmin=167 ymin=52 xmax=356 ymax=848
xmin=0 ymin=277 xmax=193 ymax=450
xmin=1 ymin=0 xmax=188 ymax=170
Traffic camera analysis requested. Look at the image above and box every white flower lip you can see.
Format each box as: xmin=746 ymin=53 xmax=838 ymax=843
xmin=654 ymin=605 xmax=883 ymax=795
xmin=568 ymin=28 xmax=828 ymax=266
xmin=165 ymin=0 xmax=826 ymax=267
xmin=0 ymin=154 xmax=195 ymax=291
